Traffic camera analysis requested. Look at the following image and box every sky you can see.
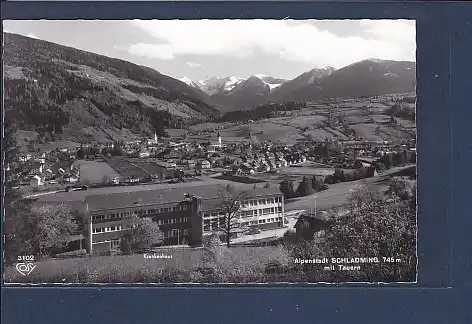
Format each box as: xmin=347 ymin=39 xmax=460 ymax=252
xmin=3 ymin=20 xmax=415 ymax=81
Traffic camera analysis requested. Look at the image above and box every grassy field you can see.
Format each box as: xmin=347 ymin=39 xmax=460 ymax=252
xmin=107 ymin=157 xmax=150 ymax=179
xmin=183 ymin=97 xmax=415 ymax=144
xmin=35 ymin=177 xmax=255 ymax=204
xmin=76 ymin=160 xmax=120 ymax=184
xmin=4 ymin=246 xmax=289 ymax=284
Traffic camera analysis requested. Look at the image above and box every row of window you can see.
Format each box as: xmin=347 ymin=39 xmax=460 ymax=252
xmin=91 ymin=205 xmax=189 ymax=222
xmin=92 ymin=239 xmax=121 ymax=248
xmin=203 ymin=217 xmax=283 ymax=232
xmin=242 ymin=217 xmax=282 ymax=226
xmin=241 ymin=197 xmax=282 ymax=207
xmin=156 ymin=217 xmax=189 ymax=225
xmin=92 ymin=226 xmax=123 ymax=234
xmin=163 ymin=229 xmax=188 ymax=238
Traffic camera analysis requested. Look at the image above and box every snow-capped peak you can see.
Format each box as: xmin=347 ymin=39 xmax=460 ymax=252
xmin=179 ymin=76 xmax=194 ymax=86
xmin=179 ymin=76 xmax=200 ymax=89
xmin=224 ymin=76 xmax=245 ymax=91
xmin=252 ymin=74 xmax=287 ymax=91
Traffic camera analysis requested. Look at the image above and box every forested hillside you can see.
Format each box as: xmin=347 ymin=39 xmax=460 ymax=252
xmin=3 ymin=33 xmax=220 ymax=143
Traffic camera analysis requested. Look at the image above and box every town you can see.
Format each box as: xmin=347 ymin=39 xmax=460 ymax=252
xmin=3 ymin=23 xmax=417 ymax=283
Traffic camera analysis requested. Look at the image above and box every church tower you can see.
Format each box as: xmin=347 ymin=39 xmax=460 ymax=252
xmin=217 ymin=132 xmax=222 ymax=147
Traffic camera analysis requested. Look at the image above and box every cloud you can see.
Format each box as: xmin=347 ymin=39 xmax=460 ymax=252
xmin=122 ymin=19 xmax=415 ymax=67
xmin=26 ymin=33 xmax=39 ymax=39
xmin=186 ymin=61 xmax=203 ymax=68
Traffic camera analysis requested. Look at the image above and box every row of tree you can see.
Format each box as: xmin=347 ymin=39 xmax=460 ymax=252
xmin=219 ymin=101 xmax=307 ymax=123
xmin=280 ymin=174 xmax=329 ymax=199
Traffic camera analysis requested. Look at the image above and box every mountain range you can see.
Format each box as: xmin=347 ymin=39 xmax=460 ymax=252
xmin=4 ymin=32 xmax=416 ymax=143
xmin=180 ymin=60 xmax=415 ymax=111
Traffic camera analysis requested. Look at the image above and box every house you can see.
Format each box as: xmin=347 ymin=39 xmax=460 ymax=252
xmin=199 ymin=160 xmax=211 ymax=169
xmin=139 ymin=151 xmax=151 ymax=158
xmin=30 ymin=175 xmax=44 ymax=187
xmin=83 ymin=184 xmax=285 ymax=254
xmin=186 ymin=160 xmax=196 ymax=169
xmin=258 ymin=162 xmax=270 ymax=173
xmin=241 ymin=163 xmax=255 ymax=175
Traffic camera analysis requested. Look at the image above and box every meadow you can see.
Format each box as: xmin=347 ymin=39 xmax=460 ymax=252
xmin=76 ymin=160 xmax=120 ymax=184
xmin=4 ymin=246 xmax=293 ymax=284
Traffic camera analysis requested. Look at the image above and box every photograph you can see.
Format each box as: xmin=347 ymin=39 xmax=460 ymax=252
xmin=3 ymin=19 xmax=417 ymax=284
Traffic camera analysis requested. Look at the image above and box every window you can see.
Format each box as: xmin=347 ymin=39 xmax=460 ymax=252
xmin=268 ymin=198 xmax=274 ymax=204
xmin=262 ymin=208 xmax=271 ymax=215
xmin=204 ymin=225 xmax=210 ymax=232
xmin=183 ymin=229 xmax=188 ymax=235
xmin=270 ymin=207 xmax=275 ymax=214
xmin=182 ymin=205 xmax=188 ymax=211
xmin=111 ymin=239 xmax=120 ymax=249
xmin=258 ymin=220 xmax=264 ymax=224
xmin=92 ymin=227 xmax=105 ymax=234
xmin=172 ymin=206 xmax=179 ymax=212
xmin=278 ymin=206 xmax=282 ymax=213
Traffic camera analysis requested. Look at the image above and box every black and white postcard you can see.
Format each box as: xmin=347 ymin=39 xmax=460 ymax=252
xmin=3 ymin=19 xmax=417 ymax=284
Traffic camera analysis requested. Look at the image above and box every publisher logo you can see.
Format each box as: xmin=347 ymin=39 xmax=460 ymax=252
xmin=16 ymin=263 xmax=36 ymax=276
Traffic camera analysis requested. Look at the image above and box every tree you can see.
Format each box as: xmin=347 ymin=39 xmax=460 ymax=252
xmin=385 ymin=177 xmax=416 ymax=202
xmin=321 ymin=183 xmax=416 ymax=282
xmin=296 ymin=176 xmax=314 ymax=197
xmin=100 ymin=175 xmax=112 ymax=186
xmin=213 ymin=185 xmax=249 ymax=248
xmin=77 ymin=144 xmax=85 ymax=159
xmin=7 ymin=203 xmax=78 ymax=259
xmin=279 ymin=174 xmax=295 ymax=199
xmin=353 ymin=166 xmax=367 ymax=180
xmin=120 ymin=215 xmax=163 ymax=254
xmin=380 ymin=154 xmax=393 ymax=169
xmin=392 ymin=152 xmax=405 ymax=166
xmin=333 ymin=168 xmax=346 ymax=183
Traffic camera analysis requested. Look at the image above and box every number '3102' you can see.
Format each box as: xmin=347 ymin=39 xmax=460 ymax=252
xmin=17 ymin=255 xmax=34 ymax=261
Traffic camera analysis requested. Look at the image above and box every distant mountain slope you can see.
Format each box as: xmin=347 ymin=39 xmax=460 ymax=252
xmin=3 ymin=33 xmax=219 ymax=143
xmin=273 ymin=60 xmax=416 ymax=102
xmin=198 ymin=76 xmax=246 ymax=95
xmin=270 ymin=67 xmax=335 ymax=101
xmin=208 ymin=75 xmax=287 ymax=112
xmin=179 ymin=76 xmax=201 ymax=89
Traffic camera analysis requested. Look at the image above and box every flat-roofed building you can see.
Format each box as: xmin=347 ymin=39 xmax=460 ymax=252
xmin=84 ymin=185 xmax=285 ymax=254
